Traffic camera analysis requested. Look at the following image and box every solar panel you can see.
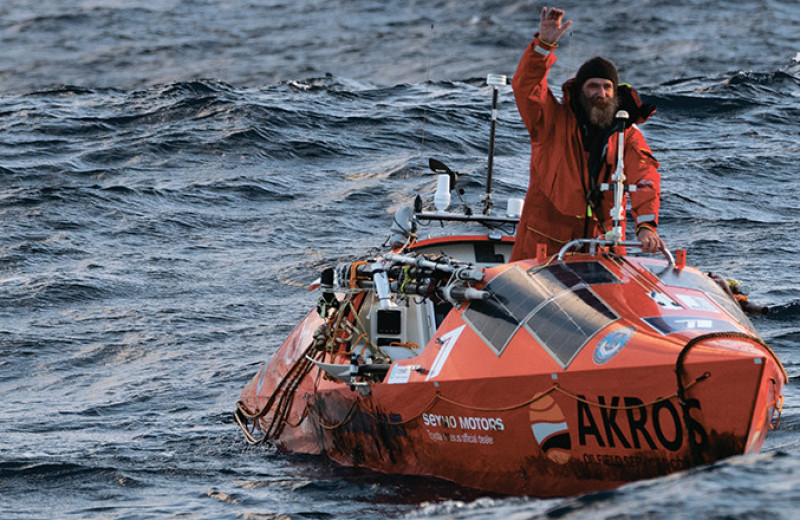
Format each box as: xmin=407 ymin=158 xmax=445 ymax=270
xmin=525 ymin=287 xmax=618 ymax=368
xmin=462 ymin=266 xmax=548 ymax=355
xmin=463 ymin=264 xmax=619 ymax=363
xmin=528 ymin=261 xmax=619 ymax=296
xmin=567 ymin=261 xmax=620 ymax=285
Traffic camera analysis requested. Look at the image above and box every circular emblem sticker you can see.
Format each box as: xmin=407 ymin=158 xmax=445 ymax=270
xmin=593 ymin=326 xmax=636 ymax=365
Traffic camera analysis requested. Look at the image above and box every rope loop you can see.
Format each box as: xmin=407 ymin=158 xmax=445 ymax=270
xmin=237 ymin=329 xmax=787 ymax=446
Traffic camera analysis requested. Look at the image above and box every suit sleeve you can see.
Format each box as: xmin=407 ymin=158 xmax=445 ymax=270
xmin=512 ymin=37 xmax=560 ymax=143
xmin=624 ymin=126 xmax=661 ymax=229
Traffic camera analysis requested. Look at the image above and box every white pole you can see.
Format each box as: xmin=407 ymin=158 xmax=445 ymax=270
xmin=608 ymin=110 xmax=629 ymax=243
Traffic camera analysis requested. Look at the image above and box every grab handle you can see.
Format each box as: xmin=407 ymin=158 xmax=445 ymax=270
xmin=557 ymin=238 xmax=675 ymax=266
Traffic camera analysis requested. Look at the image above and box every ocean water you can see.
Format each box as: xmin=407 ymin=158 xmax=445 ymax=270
xmin=1 ymin=1 xmax=799 ymax=518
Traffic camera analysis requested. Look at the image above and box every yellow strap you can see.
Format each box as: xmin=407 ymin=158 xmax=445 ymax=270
xmin=526 ymin=226 xmax=568 ymax=244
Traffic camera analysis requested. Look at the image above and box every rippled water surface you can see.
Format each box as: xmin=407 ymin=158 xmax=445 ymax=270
xmin=2 ymin=1 xmax=800 ymax=518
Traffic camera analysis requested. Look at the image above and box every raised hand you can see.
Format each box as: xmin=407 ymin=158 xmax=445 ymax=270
xmin=539 ymin=6 xmax=572 ymax=46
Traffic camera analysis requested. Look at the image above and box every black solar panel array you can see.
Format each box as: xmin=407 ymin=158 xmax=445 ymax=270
xmin=462 ymin=267 xmax=548 ymax=356
xmin=525 ymin=287 xmax=618 ymax=367
xmin=462 ymin=263 xmax=619 ymax=366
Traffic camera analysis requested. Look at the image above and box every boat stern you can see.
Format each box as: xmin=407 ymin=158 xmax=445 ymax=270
xmin=674 ymin=333 xmax=786 ymax=461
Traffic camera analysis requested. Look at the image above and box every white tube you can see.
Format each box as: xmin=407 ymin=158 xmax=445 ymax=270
xmin=433 ymin=174 xmax=451 ymax=212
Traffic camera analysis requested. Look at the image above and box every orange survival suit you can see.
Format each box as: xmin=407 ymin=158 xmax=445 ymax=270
xmin=510 ymin=37 xmax=661 ymax=261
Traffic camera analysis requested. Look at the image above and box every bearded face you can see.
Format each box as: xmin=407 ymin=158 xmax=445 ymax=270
xmin=579 ymin=78 xmax=619 ymax=128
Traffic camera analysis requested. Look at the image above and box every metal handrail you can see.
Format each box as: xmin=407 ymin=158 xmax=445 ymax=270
xmin=415 ymin=212 xmax=519 ymax=225
xmin=557 ymin=238 xmax=675 ymax=266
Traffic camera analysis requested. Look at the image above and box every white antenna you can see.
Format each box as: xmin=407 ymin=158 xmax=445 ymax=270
xmin=605 ymin=110 xmax=634 ymax=244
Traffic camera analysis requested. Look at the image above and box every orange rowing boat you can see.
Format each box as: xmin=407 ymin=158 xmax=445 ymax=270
xmin=235 ymin=223 xmax=785 ymax=496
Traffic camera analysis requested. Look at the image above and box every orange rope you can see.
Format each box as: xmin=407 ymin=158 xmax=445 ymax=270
xmin=526 ymin=225 xmax=568 ymax=245
xmin=552 ymin=376 xmax=709 ymax=410
xmin=349 ymin=260 xmax=368 ymax=289
xmin=252 ymin=369 xmax=715 ymax=437
xmin=307 ymin=399 xmax=360 ymax=430
xmin=357 ymin=392 xmax=440 ymax=425
xmin=434 ymin=386 xmax=558 ymax=412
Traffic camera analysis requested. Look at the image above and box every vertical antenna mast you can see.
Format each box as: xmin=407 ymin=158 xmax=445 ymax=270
xmin=607 ymin=110 xmax=630 ymax=244
xmin=483 ymin=73 xmax=507 ymax=215
xmin=418 ymin=24 xmax=435 ymax=163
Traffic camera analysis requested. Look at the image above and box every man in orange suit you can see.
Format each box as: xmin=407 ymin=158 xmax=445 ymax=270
xmin=510 ymin=6 xmax=663 ymax=261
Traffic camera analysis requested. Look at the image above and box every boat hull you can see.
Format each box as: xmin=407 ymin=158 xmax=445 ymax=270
xmin=236 ymin=237 xmax=786 ymax=497
xmin=240 ymin=345 xmax=781 ymax=496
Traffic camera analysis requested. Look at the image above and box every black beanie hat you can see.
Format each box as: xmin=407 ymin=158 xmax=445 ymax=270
xmin=575 ymin=56 xmax=619 ymax=89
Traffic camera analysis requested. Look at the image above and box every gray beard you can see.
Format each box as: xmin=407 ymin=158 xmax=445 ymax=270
xmin=580 ymin=92 xmax=619 ymax=128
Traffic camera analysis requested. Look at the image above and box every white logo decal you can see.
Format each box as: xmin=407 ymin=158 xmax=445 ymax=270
xmin=387 ymin=364 xmax=413 ymax=385
xmin=426 ymin=325 xmax=465 ymax=381
xmin=673 ymin=318 xmax=714 ymax=330
xmin=676 ymin=293 xmax=719 ymax=313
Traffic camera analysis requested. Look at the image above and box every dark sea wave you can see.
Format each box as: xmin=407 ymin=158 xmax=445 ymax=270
xmin=2 ymin=1 xmax=800 ymax=519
